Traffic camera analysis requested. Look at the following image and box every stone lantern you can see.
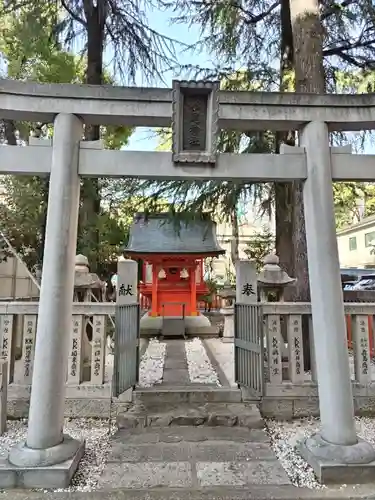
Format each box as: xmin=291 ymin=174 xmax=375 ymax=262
xmin=74 ymin=254 xmax=106 ymax=302
xmin=257 ymin=253 xmax=295 ymax=302
xmin=258 ymin=253 xmax=296 ymax=364
xmin=218 ymin=281 xmax=236 ymax=342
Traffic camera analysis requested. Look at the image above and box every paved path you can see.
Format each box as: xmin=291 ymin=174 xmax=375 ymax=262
xmin=160 ymin=340 xmax=218 ymax=388
xmin=98 ymin=427 xmax=290 ymax=490
xmin=161 ymin=340 xmax=190 ymax=386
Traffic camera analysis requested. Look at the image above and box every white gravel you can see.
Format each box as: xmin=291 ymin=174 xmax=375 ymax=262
xmin=138 ymin=338 xmax=166 ymax=387
xmin=267 ymin=416 xmax=375 ymax=489
xmin=266 ymin=417 xmax=321 ymax=489
xmin=185 ymin=337 xmax=221 ymax=386
xmin=0 ymin=418 xmax=116 ymax=492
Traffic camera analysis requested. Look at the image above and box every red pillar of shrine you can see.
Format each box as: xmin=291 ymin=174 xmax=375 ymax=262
xmin=190 ymin=261 xmax=198 ymax=316
xmin=151 ymin=263 xmax=158 ymax=316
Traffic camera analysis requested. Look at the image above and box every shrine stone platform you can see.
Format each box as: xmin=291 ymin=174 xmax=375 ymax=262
xmin=140 ymin=313 xmax=218 ymax=337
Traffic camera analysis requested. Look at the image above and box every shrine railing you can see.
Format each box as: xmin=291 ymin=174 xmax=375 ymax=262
xmin=260 ymin=302 xmax=375 ymax=418
xmin=140 ymin=294 xmax=224 ymax=311
xmin=1 ymin=301 xmax=375 ymax=419
xmin=262 ymin=302 xmax=375 ymax=385
xmin=0 ymin=302 xmax=116 ymax=411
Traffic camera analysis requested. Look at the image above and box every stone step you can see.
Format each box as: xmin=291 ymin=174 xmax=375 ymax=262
xmin=110 ymin=426 xmax=270 ymax=444
xmin=133 ymin=386 xmax=242 ymax=404
xmin=107 ymin=433 xmax=274 ymax=463
xmin=116 ymin=402 xmax=263 ymax=429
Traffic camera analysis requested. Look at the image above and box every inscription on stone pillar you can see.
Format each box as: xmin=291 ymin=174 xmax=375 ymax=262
xmin=172 ymin=80 xmax=219 ymax=165
xmin=0 ymin=314 xmax=13 ymax=382
xmin=68 ymin=315 xmax=84 ymax=384
xmin=353 ymin=315 xmax=372 ymax=384
xmin=266 ymin=315 xmax=282 ymax=384
xmin=22 ymin=315 xmax=37 ymax=384
xmin=91 ymin=315 xmax=106 ymax=385
xmin=287 ymin=315 xmax=304 ymax=383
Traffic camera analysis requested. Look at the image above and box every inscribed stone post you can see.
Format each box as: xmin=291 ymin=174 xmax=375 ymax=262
xmin=91 ymin=315 xmax=106 ymax=384
xmin=67 ymin=315 xmax=84 ymax=384
xmin=116 ymin=260 xmax=138 ymax=305
xmin=0 ymin=314 xmax=14 ymax=383
xmin=114 ymin=259 xmax=138 ymax=399
xmin=287 ymin=315 xmax=304 ymax=383
xmin=21 ymin=315 xmax=37 ymax=385
xmin=235 ymin=260 xmax=257 ymax=304
xmin=266 ymin=315 xmax=282 ymax=384
xmin=353 ymin=315 xmax=372 ymax=385
xmin=0 ymin=360 xmax=7 ymax=435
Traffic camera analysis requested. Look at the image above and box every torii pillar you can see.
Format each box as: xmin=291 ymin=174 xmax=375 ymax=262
xmin=291 ymin=122 xmax=375 ymax=483
xmin=7 ymin=114 xmax=85 ymax=488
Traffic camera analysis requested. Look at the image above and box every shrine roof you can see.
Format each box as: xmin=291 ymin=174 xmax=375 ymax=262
xmin=125 ymin=213 xmax=225 ymax=256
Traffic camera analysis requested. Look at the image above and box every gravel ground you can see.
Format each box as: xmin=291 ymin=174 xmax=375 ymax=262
xmin=0 ymin=418 xmax=116 ymax=493
xmin=266 ymin=417 xmax=321 ymax=489
xmin=266 ymin=415 xmax=375 ymax=490
xmin=137 ymin=338 xmax=166 ymax=388
xmin=185 ymin=338 xmax=221 ymax=386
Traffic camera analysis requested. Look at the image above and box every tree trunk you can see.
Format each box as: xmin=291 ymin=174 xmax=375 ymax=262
xmin=79 ymin=0 xmax=106 ymax=274
xmin=38 ymin=179 xmax=50 ymax=266
xmin=289 ymin=0 xmax=325 ymax=302
xmin=230 ymin=208 xmax=240 ymax=267
xmin=275 ymin=0 xmax=295 ymax=276
xmin=3 ymin=120 xmax=17 ymax=146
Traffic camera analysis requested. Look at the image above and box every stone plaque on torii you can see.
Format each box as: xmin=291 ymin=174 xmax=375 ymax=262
xmin=172 ymin=80 xmax=219 ymax=166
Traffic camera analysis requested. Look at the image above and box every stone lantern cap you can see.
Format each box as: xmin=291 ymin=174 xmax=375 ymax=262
xmin=74 ymin=254 xmax=104 ymax=289
xmin=257 ymin=253 xmax=296 ymax=289
xmin=75 ymin=254 xmax=89 ymax=271
xmin=218 ymin=281 xmax=236 ymax=299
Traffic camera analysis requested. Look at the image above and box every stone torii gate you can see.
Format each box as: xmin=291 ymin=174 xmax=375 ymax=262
xmin=0 ymin=79 xmax=375 ymax=486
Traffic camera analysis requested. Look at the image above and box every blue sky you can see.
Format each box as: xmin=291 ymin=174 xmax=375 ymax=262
xmin=123 ymin=4 xmax=213 ymax=151
xmin=111 ymin=5 xmax=375 ymax=154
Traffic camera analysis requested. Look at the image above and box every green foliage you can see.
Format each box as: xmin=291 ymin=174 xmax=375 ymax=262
xmin=77 ymin=209 xmax=129 ymax=277
xmin=0 ymin=2 xmax=136 ymax=276
xmin=244 ymin=227 xmax=275 ymax=272
xmin=333 ymin=182 xmax=375 ymax=229
xmin=0 ymin=176 xmax=47 ymax=270
xmin=160 ymin=0 xmax=375 ymax=275
xmin=198 ymin=278 xmax=220 ymax=306
xmin=4 ymin=0 xmax=186 ymax=85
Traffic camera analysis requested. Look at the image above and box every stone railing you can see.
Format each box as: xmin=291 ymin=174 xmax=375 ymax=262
xmin=2 ymin=300 xmax=375 ymax=419
xmin=0 ymin=302 xmax=119 ymax=418
xmin=261 ymin=302 xmax=375 ymax=418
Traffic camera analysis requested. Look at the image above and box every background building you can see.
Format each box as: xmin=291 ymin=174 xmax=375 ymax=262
xmin=211 ymin=204 xmax=275 ymax=283
xmin=337 ymin=214 xmax=375 ymax=268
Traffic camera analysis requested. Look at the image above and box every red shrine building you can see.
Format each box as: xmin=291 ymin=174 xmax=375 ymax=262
xmin=125 ymin=213 xmax=225 ymax=335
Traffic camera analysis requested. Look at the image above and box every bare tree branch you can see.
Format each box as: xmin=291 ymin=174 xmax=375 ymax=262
xmin=60 ymin=0 xmax=87 ymax=28
xmin=321 ymin=0 xmax=356 ymax=21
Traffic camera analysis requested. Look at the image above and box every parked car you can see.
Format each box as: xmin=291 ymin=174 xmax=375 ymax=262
xmin=343 ymin=281 xmax=359 ymax=291
xmin=351 ymin=274 xmax=375 ymax=291
xmin=340 ymin=268 xmax=375 ymax=291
